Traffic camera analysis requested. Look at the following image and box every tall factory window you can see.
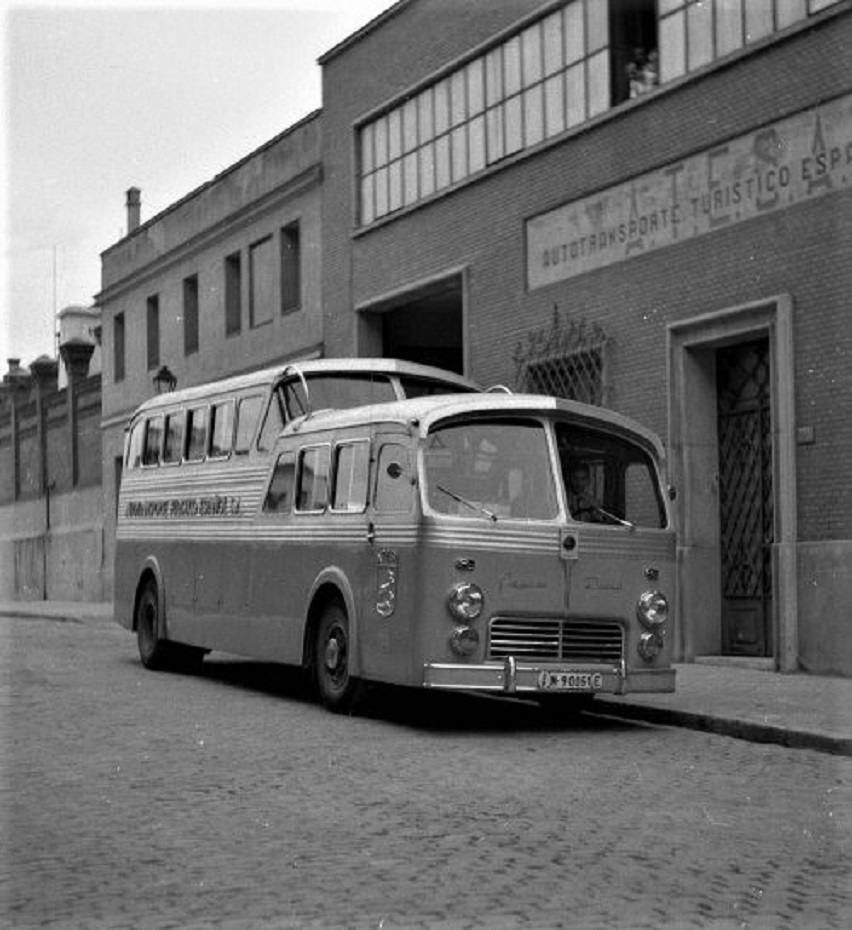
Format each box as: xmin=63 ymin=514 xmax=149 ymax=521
xmin=146 ymin=295 xmax=159 ymax=371
xmin=281 ymin=221 xmax=301 ymax=314
xmin=113 ymin=312 xmax=125 ymax=383
xmin=658 ymin=0 xmax=831 ymax=83
xmin=225 ymin=252 xmax=242 ymax=336
xmin=183 ymin=274 xmax=199 ymax=356
xmin=249 ymin=236 xmax=274 ymax=328
xmin=358 ymin=0 xmax=613 ymax=226
xmin=357 ymin=0 xmax=839 ymax=227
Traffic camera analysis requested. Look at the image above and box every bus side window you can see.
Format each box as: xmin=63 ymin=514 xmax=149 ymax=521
xmin=263 ymin=452 xmax=296 ymax=514
xmin=235 ymin=395 xmax=263 ymax=453
xmin=126 ymin=420 xmax=145 ymax=469
xmin=162 ymin=411 xmax=185 ymax=465
xmin=185 ymin=407 xmax=208 ymax=462
xmin=257 ymin=390 xmax=285 ymax=451
xmin=296 ymin=446 xmax=330 ymax=512
xmin=209 ymin=400 xmax=235 ymax=458
xmin=142 ymin=416 xmax=164 ymax=466
xmin=624 ymin=461 xmax=665 ymax=528
xmin=332 ymin=441 xmax=369 ymax=512
xmin=375 ymin=443 xmax=412 ymax=513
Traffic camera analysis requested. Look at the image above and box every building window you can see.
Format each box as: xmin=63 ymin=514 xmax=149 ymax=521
xmin=225 ymin=252 xmax=242 ymax=336
xmin=113 ymin=312 xmax=125 ymax=383
xmin=358 ymin=0 xmax=839 ymax=224
xmin=146 ymin=295 xmax=159 ymax=371
xmin=183 ymin=274 xmax=199 ymax=356
xmin=281 ymin=221 xmax=301 ymax=314
xmin=359 ymin=0 xmax=613 ymax=225
xmin=249 ymin=236 xmax=274 ymax=328
xmin=658 ymin=0 xmax=831 ymax=84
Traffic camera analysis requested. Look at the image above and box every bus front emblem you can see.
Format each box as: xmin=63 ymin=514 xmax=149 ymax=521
xmin=376 ymin=549 xmax=399 ymax=618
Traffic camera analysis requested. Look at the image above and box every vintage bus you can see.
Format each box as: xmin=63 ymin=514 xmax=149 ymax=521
xmin=116 ymin=385 xmax=676 ymax=712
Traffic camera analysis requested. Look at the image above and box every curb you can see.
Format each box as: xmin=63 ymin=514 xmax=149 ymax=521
xmin=590 ymin=700 xmax=852 ymax=757
xmin=0 ymin=608 xmax=112 ymax=625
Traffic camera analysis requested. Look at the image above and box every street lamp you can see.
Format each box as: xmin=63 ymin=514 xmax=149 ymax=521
xmin=153 ymin=364 xmax=177 ymax=394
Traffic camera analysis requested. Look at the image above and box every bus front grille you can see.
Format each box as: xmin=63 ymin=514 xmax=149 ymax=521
xmin=488 ymin=617 xmax=624 ymax=664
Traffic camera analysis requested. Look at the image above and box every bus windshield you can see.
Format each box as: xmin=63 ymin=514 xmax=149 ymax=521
xmin=555 ymin=422 xmax=666 ymax=528
xmin=424 ymin=419 xmax=558 ymax=521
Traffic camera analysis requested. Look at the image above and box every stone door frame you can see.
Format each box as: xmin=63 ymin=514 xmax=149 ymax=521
xmin=667 ymin=295 xmax=798 ymax=671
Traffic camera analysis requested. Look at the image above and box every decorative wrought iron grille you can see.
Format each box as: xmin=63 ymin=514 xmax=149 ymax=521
xmin=717 ymin=341 xmax=773 ymax=603
xmin=513 ymin=306 xmax=610 ymax=406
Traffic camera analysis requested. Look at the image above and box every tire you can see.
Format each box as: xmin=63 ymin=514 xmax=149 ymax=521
xmin=135 ymin=577 xmax=205 ymax=672
xmin=314 ymin=600 xmax=361 ymax=713
xmin=136 ymin=577 xmax=172 ymax=670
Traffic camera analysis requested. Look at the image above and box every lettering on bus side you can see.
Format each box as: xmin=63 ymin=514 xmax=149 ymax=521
xmin=126 ymin=495 xmax=242 ymax=518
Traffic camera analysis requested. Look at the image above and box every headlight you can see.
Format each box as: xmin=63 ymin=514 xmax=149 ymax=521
xmin=447 ymin=582 xmax=483 ymax=621
xmin=450 ymin=626 xmax=480 ymax=656
xmin=637 ymin=590 xmax=668 ymax=629
xmin=638 ymin=631 xmax=664 ymax=662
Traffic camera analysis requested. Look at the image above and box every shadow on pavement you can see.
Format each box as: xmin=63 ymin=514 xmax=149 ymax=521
xmin=162 ymin=655 xmax=647 ymax=736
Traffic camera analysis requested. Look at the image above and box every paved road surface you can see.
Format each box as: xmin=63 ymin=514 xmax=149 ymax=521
xmin=2 ymin=616 xmax=850 ymax=928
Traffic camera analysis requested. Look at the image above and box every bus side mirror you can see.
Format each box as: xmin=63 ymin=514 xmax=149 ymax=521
xmin=668 ymin=486 xmax=677 ymax=501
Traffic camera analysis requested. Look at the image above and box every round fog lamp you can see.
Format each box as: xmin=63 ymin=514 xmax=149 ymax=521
xmin=450 ymin=625 xmax=480 ymax=657
xmin=638 ymin=631 xmax=664 ymax=662
xmin=447 ymin=582 xmax=484 ymax=621
xmin=637 ymin=590 xmax=668 ymax=629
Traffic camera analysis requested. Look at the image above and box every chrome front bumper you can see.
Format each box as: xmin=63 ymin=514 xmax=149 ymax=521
xmin=423 ymin=658 xmax=675 ymax=695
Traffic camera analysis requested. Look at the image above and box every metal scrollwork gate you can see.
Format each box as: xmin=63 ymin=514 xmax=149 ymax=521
xmin=716 ymin=339 xmax=773 ymax=656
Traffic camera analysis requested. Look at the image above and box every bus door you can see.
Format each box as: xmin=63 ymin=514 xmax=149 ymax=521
xmin=358 ymin=429 xmax=419 ymax=685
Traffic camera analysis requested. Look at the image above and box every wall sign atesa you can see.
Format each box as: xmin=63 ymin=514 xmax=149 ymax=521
xmin=527 ymin=92 xmax=852 ymax=289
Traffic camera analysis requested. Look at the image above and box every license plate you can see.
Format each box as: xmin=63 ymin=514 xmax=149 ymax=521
xmin=536 ymin=670 xmax=603 ymax=691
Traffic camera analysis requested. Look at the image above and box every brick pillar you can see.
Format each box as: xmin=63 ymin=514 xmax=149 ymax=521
xmin=59 ymin=339 xmax=95 ymax=486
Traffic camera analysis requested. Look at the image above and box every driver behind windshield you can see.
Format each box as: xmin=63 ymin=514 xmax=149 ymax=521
xmin=566 ymin=461 xmax=603 ymax=523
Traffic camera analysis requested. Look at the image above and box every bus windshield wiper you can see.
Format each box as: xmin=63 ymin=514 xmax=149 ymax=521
xmin=593 ymin=505 xmax=635 ymax=530
xmin=436 ymin=485 xmax=498 ymax=522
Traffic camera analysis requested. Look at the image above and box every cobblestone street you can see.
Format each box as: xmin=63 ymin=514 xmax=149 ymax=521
xmin=2 ymin=616 xmax=850 ymax=929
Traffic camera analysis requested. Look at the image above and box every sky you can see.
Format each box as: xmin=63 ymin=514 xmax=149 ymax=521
xmin=0 ymin=0 xmax=397 ymax=370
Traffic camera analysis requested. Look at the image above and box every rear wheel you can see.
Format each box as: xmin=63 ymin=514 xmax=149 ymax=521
xmin=314 ymin=601 xmax=361 ymax=713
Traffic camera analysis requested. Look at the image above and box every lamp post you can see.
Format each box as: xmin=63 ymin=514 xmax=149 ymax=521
xmin=153 ymin=364 xmax=177 ymax=394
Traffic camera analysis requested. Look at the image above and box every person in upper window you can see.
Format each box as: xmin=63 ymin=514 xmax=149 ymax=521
xmin=566 ymin=461 xmax=603 ymax=523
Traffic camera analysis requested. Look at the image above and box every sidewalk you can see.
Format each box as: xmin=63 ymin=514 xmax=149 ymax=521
xmin=2 ymin=600 xmax=850 ymax=756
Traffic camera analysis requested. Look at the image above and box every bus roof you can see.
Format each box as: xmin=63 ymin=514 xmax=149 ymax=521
xmin=282 ymin=393 xmax=667 ymax=459
xmin=128 ymin=358 xmax=480 ymax=420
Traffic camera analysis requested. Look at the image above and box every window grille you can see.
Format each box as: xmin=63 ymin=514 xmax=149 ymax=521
xmin=524 ymin=347 xmax=604 ymax=406
xmin=513 ymin=307 xmax=610 ymax=406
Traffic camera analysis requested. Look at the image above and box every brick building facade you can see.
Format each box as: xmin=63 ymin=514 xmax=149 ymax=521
xmin=319 ymin=0 xmax=852 ymax=674
xmin=85 ymin=0 xmax=851 ymax=674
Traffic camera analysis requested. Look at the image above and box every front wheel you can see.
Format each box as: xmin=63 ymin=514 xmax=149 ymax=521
xmin=135 ymin=578 xmax=204 ymax=672
xmin=136 ymin=578 xmax=171 ymax=670
xmin=314 ymin=601 xmax=361 ymax=713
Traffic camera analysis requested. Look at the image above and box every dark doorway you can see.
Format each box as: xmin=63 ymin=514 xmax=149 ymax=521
xmin=716 ymin=339 xmax=774 ymax=656
xmin=380 ymin=277 xmax=464 ymax=374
